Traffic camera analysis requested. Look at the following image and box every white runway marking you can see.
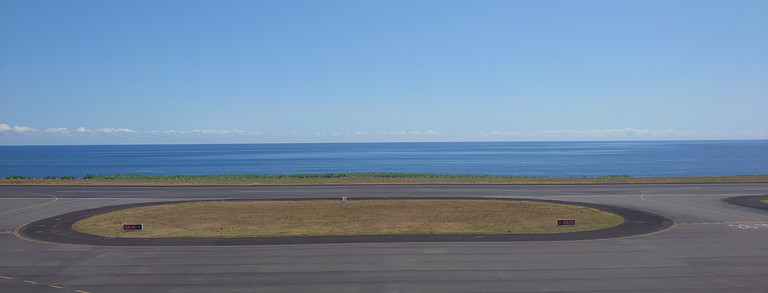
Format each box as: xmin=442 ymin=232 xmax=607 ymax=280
xmin=729 ymin=223 xmax=768 ymax=229
xmin=641 ymin=193 xmax=763 ymax=221
xmin=0 ymin=194 xmax=58 ymax=215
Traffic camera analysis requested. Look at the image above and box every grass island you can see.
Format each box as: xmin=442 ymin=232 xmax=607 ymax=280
xmin=72 ymin=199 xmax=624 ymax=238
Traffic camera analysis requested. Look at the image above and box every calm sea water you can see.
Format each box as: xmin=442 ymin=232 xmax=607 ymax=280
xmin=0 ymin=140 xmax=766 ymax=178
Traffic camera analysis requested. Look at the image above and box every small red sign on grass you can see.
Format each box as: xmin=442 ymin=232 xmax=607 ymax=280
xmin=123 ymin=224 xmax=143 ymax=231
xmin=557 ymin=219 xmax=576 ymax=226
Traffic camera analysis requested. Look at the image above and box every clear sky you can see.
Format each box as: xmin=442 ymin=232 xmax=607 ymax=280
xmin=1 ymin=0 xmax=766 ymax=145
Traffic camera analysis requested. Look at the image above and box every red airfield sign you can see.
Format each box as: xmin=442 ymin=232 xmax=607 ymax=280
xmin=123 ymin=224 xmax=143 ymax=231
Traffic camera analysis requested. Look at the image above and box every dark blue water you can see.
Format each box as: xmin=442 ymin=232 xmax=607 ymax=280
xmin=0 ymin=140 xmax=766 ymax=178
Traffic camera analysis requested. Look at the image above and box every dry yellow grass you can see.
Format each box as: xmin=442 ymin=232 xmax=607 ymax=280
xmin=72 ymin=199 xmax=624 ymax=238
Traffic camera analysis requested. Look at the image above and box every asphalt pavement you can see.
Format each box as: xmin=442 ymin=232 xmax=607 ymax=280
xmin=1 ymin=184 xmax=767 ymax=292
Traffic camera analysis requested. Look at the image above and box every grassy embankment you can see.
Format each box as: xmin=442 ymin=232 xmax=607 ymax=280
xmin=2 ymin=173 xmax=768 ymax=185
xmin=72 ymin=199 xmax=624 ymax=238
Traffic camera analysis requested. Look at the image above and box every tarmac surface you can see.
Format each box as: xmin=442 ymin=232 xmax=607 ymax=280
xmin=723 ymin=195 xmax=768 ymax=211
xmin=1 ymin=184 xmax=767 ymax=292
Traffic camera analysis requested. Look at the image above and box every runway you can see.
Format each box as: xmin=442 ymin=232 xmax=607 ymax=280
xmin=1 ymin=184 xmax=767 ymax=292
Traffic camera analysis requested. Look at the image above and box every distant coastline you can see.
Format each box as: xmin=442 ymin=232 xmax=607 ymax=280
xmin=2 ymin=173 xmax=766 ymax=186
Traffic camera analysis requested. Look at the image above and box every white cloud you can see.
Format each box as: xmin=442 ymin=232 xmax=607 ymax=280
xmin=472 ymin=128 xmax=768 ymax=141
xmin=73 ymin=127 xmax=136 ymax=134
xmin=488 ymin=130 xmax=520 ymax=136
xmin=148 ymin=129 xmax=261 ymax=136
xmin=340 ymin=130 xmax=440 ymax=136
xmin=45 ymin=127 xmax=70 ymax=134
xmin=538 ymin=128 xmax=684 ymax=138
xmin=2 ymin=122 xmax=765 ymax=144
xmin=146 ymin=130 xmax=178 ymax=135
xmin=377 ymin=130 xmax=440 ymax=136
xmin=405 ymin=130 xmax=440 ymax=136
xmin=13 ymin=126 xmax=33 ymax=133
xmin=0 ymin=124 xmax=37 ymax=134
xmin=98 ymin=128 xmax=137 ymax=134
xmin=196 ymin=129 xmax=229 ymax=135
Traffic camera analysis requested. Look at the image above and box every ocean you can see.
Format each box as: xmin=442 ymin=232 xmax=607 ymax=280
xmin=0 ymin=140 xmax=766 ymax=178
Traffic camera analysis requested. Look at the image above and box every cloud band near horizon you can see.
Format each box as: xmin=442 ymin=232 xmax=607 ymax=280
xmin=1 ymin=123 xmax=766 ymax=145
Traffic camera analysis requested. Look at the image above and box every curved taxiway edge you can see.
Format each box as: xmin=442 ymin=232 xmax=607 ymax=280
xmin=18 ymin=197 xmax=675 ymax=246
xmin=723 ymin=195 xmax=768 ymax=211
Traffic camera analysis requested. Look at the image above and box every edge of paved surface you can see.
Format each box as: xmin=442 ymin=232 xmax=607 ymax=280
xmin=17 ymin=197 xmax=675 ymax=246
xmin=723 ymin=195 xmax=768 ymax=211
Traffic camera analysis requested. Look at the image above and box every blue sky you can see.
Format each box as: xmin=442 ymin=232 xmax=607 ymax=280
xmin=1 ymin=0 xmax=766 ymax=145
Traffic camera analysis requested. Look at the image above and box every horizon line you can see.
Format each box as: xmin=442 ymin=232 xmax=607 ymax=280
xmin=2 ymin=138 xmax=767 ymax=147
